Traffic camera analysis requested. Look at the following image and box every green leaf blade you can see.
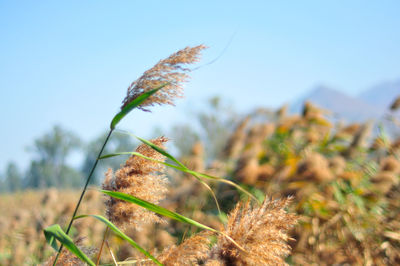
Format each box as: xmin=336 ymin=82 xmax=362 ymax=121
xmin=43 ymin=224 xmax=95 ymax=266
xmin=110 ymin=84 xmax=167 ymax=130
xmin=101 ymin=190 xmax=217 ymax=233
xmin=100 ymin=190 xmax=245 ymax=254
xmin=135 ymin=136 xmax=184 ymax=167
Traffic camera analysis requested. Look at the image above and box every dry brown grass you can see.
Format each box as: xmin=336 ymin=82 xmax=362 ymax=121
xmin=0 ymin=190 xmax=104 ymax=265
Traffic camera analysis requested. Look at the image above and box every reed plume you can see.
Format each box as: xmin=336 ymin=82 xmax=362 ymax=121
xmin=370 ymin=156 xmax=400 ymax=194
xmin=53 ymin=45 xmax=206 ymax=264
xmin=302 ymin=101 xmax=325 ymax=120
xmin=207 ymin=197 xmax=297 ymax=265
xmin=276 ymin=104 xmax=288 ymax=120
xmin=223 ymin=116 xmax=250 ymax=159
xmin=121 ymin=45 xmax=207 ymax=111
xmin=157 ymin=232 xmax=211 ymax=265
xmin=371 ymin=171 xmax=399 ymax=194
xmin=381 ymin=156 xmax=400 ymax=174
xmin=343 ymin=122 xmax=372 ymax=158
xmin=390 ymin=95 xmax=400 ymax=111
xmin=234 ymin=123 xmax=275 ymax=185
xmin=102 ymin=137 xmax=169 ymax=230
xmin=328 ymin=156 xmax=346 ymax=176
xmin=296 ymin=152 xmax=334 ymax=183
xmin=183 ymin=141 xmax=205 ymax=173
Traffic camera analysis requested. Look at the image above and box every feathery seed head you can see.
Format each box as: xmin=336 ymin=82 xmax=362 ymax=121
xmin=371 ymin=171 xmax=399 ymax=194
xmin=102 ymin=137 xmax=169 ymax=230
xmin=329 ymin=156 xmax=346 ymax=176
xmin=210 ymin=197 xmax=297 ymax=265
xmin=158 ymin=232 xmax=212 ymax=266
xmin=380 ymin=156 xmax=400 ymax=174
xmin=223 ymin=116 xmax=250 ymax=159
xmin=297 ymin=152 xmax=334 ymax=183
xmin=121 ymin=45 xmax=207 ymax=111
xmin=390 ymin=95 xmax=400 ymax=111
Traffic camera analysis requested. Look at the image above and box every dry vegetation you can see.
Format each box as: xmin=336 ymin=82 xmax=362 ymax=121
xmin=218 ymin=101 xmax=400 ymax=265
xmin=1 ymin=45 xmax=399 ymax=265
xmin=2 ymin=99 xmax=399 ymax=265
xmin=0 ymin=190 xmax=104 ymax=265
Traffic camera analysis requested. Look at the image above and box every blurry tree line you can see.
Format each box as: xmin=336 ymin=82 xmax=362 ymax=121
xmin=0 ymin=97 xmax=240 ymax=193
xmin=0 ymin=126 xmax=137 ymax=192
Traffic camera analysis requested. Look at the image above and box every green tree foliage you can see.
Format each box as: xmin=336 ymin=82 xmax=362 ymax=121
xmin=24 ymin=125 xmax=83 ymax=188
xmin=5 ymin=162 xmax=22 ymax=192
xmin=169 ymin=124 xmax=200 ymax=157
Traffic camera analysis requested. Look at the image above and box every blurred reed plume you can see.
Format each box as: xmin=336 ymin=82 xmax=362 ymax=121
xmin=157 ymin=232 xmax=211 ymax=265
xmin=371 ymin=155 xmax=400 ymax=194
xmin=223 ymin=116 xmax=250 ymax=159
xmin=102 ymin=137 xmax=169 ymax=230
xmin=390 ymin=95 xmax=400 ymax=111
xmin=183 ymin=141 xmax=205 ymax=173
xmin=213 ymin=97 xmax=400 ymax=264
xmin=121 ymin=45 xmax=207 ymax=111
xmin=344 ymin=121 xmax=373 ymax=157
xmin=296 ymin=152 xmax=334 ymax=183
xmin=302 ymin=101 xmax=328 ymax=120
xmin=234 ymin=123 xmax=275 ymax=185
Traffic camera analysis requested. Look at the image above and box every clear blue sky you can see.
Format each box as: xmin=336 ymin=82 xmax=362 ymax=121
xmin=1 ymin=1 xmax=400 ymax=172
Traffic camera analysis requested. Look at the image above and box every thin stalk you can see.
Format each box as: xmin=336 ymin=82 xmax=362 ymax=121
xmin=53 ymin=129 xmax=113 ymax=265
xmin=96 ymin=227 xmax=110 ymax=265
xmin=105 ymin=240 xmax=117 ymax=266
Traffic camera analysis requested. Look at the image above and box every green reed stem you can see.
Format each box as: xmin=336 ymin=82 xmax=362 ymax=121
xmin=53 ymin=129 xmax=113 ymax=265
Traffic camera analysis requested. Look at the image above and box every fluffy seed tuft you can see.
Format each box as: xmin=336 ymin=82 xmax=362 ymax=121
xmin=102 ymin=137 xmax=169 ymax=230
xmin=121 ymin=45 xmax=207 ymax=111
xmin=208 ymin=197 xmax=297 ymax=265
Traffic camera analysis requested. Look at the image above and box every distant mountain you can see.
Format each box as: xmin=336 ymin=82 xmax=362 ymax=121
xmin=291 ymin=85 xmax=383 ymax=122
xmin=358 ymin=80 xmax=400 ymax=110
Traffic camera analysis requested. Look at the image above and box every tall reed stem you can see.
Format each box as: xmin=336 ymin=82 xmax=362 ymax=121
xmin=53 ymin=129 xmax=113 ymax=265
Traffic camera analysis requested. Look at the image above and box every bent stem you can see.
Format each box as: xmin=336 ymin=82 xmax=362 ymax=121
xmin=53 ymin=129 xmax=113 ymax=265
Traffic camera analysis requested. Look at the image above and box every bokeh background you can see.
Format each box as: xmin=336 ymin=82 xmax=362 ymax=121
xmin=1 ymin=1 xmax=400 ymax=265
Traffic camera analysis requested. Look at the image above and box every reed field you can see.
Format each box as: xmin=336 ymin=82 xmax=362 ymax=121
xmin=1 ymin=46 xmax=400 ymax=265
